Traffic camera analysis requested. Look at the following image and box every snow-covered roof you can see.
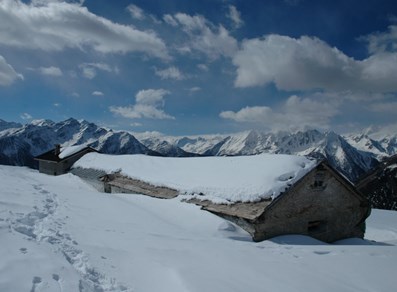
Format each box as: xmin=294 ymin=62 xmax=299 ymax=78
xmin=59 ymin=144 xmax=90 ymax=159
xmin=35 ymin=144 xmax=94 ymax=162
xmin=74 ymin=153 xmax=317 ymax=203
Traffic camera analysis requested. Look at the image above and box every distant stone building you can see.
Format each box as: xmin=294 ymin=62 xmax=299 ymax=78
xmin=35 ymin=144 xmax=97 ymax=176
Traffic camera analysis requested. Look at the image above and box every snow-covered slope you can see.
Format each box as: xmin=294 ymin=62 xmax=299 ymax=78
xmin=136 ymin=134 xmax=199 ymax=157
xmin=345 ymin=133 xmax=391 ymax=159
xmin=168 ymin=134 xmax=229 ymax=155
xmin=345 ymin=126 xmax=397 ymax=159
xmin=0 ymin=119 xmax=21 ymax=131
xmin=0 ymin=165 xmax=396 ymax=292
xmin=297 ymin=131 xmax=378 ymax=182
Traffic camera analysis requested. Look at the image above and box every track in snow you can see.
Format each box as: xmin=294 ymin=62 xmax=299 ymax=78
xmin=8 ymin=183 xmax=132 ymax=292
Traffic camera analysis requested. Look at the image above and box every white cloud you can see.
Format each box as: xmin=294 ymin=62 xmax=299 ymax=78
xmin=31 ymin=0 xmax=85 ymax=4
xmin=163 ymin=14 xmax=178 ymax=26
xmin=110 ymin=89 xmax=175 ymax=120
xmin=0 ymin=0 xmax=168 ymax=59
xmin=189 ymin=87 xmax=201 ymax=93
xmin=227 ymin=5 xmax=243 ymax=28
xmin=0 ymin=55 xmax=23 ymax=86
xmin=363 ymin=25 xmax=397 ymax=54
xmin=79 ymin=62 xmax=116 ymax=79
xmin=233 ymin=34 xmax=397 ymax=93
xmin=135 ymin=89 xmax=169 ymax=106
xmin=81 ymin=67 xmax=96 ymax=79
xmin=154 ymin=66 xmax=186 ymax=80
xmin=127 ymin=4 xmax=145 ymax=20
xmin=92 ymin=91 xmax=104 ymax=96
xmin=220 ymin=95 xmax=340 ymax=131
xmin=164 ymin=13 xmax=238 ymax=60
xmin=197 ymin=64 xmax=209 ymax=71
xmin=38 ymin=66 xmax=63 ymax=76
xmin=220 ymin=106 xmax=272 ymax=123
xmin=20 ymin=112 xmax=32 ymax=120
xmin=127 ymin=4 xmax=161 ymax=24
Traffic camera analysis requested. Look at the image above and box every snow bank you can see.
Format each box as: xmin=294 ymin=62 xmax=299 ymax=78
xmin=74 ymin=153 xmax=317 ymax=202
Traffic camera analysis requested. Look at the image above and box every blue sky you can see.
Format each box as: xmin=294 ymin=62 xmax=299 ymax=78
xmin=0 ymin=0 xmax=397 ymax=135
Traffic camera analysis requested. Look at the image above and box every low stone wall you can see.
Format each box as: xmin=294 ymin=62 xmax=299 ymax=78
xmin=105 ymin=175 xmax=179 ymax=199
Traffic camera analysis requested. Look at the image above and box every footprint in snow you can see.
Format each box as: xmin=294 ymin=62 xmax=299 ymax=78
xmin=52 ymin=274 xmax=63 ymax=292
xmin=30 ymin=276 xmax=42 ymax=292
xmin=313 ymin=251 xmax=332 ymax=255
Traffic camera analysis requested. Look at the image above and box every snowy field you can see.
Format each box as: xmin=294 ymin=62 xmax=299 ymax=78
xmin=0 ymin=165 xmax=396 ymax=292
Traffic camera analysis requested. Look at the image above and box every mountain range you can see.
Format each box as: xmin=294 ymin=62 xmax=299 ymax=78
xmin=1 ymin=118 xmax=396 ymax=184
xmin=0 ymin=118 xmax=155 ymax=168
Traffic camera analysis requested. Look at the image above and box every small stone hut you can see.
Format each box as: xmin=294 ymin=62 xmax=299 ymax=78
xmin=35 ymin=144 xmax=97 ymax=176
xmin=71 ymin=153 xmax=370 ymax=243
xmin=191 ymin=161 xmax=370 ymax=242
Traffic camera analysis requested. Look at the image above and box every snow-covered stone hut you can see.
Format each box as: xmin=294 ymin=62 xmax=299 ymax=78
xmin=72 ymin=153 xmax=370 ymax=243
xmin=35 ymin=144 xmax=97 ymax=176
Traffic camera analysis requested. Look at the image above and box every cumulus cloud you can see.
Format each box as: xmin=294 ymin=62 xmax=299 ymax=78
xmin=127 ymin=4 xmax=145 ymax=20
xmin=0 ymin=0 xmax=168 ymax=59
xmin=20 ymin=112 xmax=32 ymax=120
xmin=363 ymin=25 xmax=397 ymax=54
xmin=92 ymin=91 xmax=104 ymax=96
xmin=154 ymin=66 xmax=186 ymax=80
xmin=79 ymin=62 xmax=116 ymax=79
xmin=164 ymin=13 xmax=238 ymax=60
xmin=31 ymin=0 xmax=85 ymax=4
xmin=0 ymin=55 xmax=23 ymax=86
xmin=80 ymin=67 xmax=96 ymax=79
xmin=220 ymin=95 xmax=340 ymax=131
xmin=110 ymin=89 xmax=175 ymax=120
xmin=197 ymin=64 xmax=209 ymax=71
xmin=189 ymin=86 xmax=201 ymax=93
xmin=127 ymin=4 xmax=161 ymax=24
xmin=38 ymin=66 xmax=63 ymax=76
xmin=220 ymin=106 xmax=272 ymax=123
xmin=233 ymin=34 xmax=397 ymax=93
xmin=227 ymin=5 xmax=243 ymax=28
xmin=163 ymin=14 xmax=178 ymax=26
